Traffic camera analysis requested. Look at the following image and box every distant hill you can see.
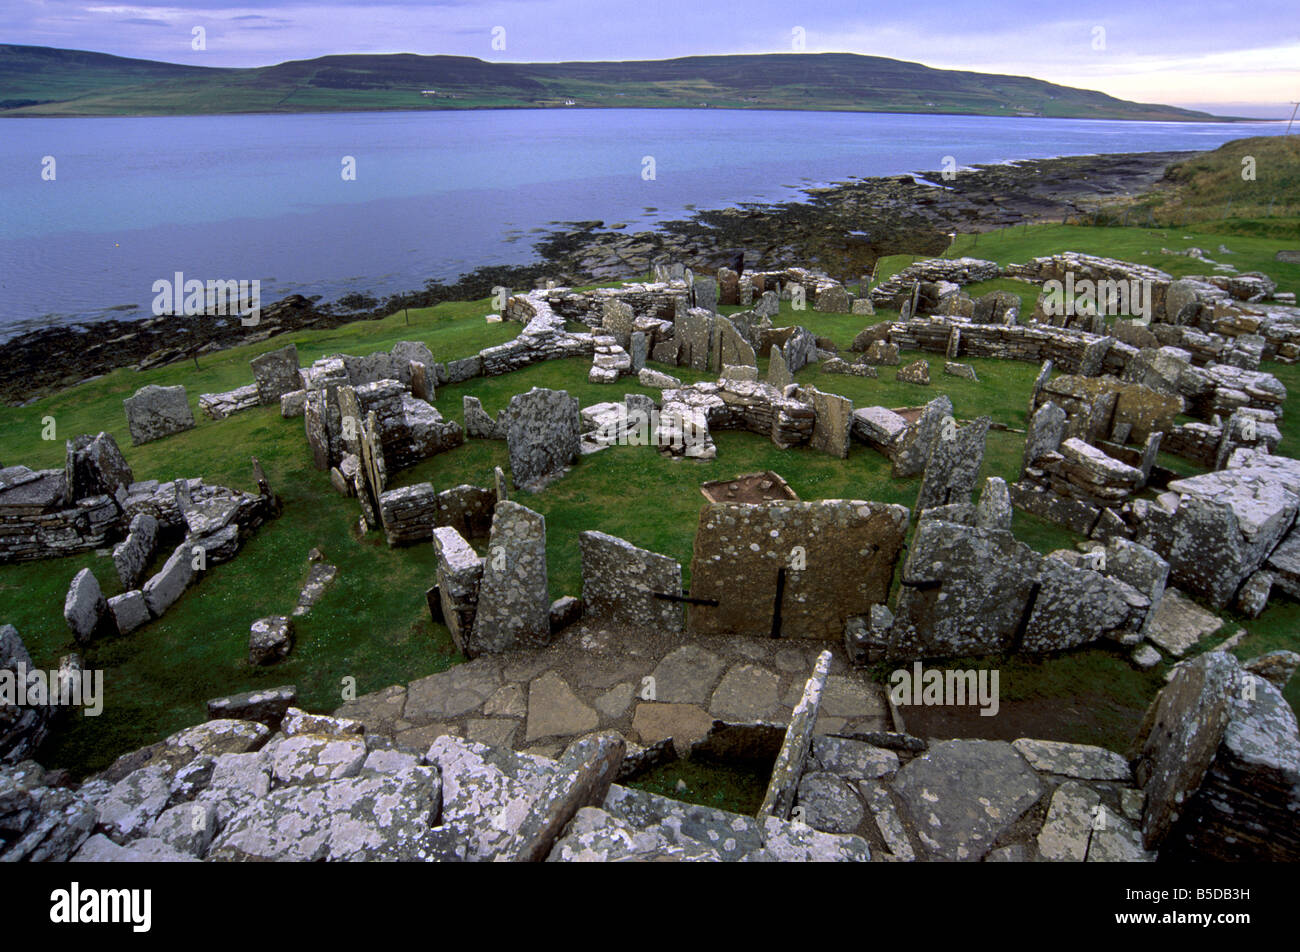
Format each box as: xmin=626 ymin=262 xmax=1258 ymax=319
xmin=0 ymin=45 xmax=1228 ymax=120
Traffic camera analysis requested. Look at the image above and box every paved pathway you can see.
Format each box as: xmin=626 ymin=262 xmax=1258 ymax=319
xmin=336 ymin=621 xmax=891 ymax=759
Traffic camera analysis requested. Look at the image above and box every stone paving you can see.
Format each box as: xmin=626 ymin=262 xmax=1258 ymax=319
xmin=336 ymin=621 xmax=891 ymax=759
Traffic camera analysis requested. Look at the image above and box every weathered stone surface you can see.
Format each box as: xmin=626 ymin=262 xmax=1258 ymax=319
xmin=66 ymin=431 xmax=133 ymax=500
xmin=1130 ymin=651 xmax=1239 ymax=849
xmin=889 ymin=521 xmax=1040 ymax=659
xmin=975 ymin=476 xmax=1012 ymax=530
xmin=462 ymin=396 xmax=506 ymax=439
xmin=804 ymin=386 xmax=853 ymax=459
xmin=1145 ymin=589 xmax=1222 ymax=657
xmin=1036 ymin=780 xmax=1100 ymax=862
xmin=525 ymin=672 xmax=598 ymax=742
xmin=106 ymin=589 xmax=149 ymax=634
xmin=248 ymin=616 xmax=294 ymax=666
xmin=767 ymin=346 xmax=793 ymax=389
xmin=142 ymin=540 xmax=198 ymax=617
xmin=795 ymin=771 xmax=864 ymax=833
xmin=250 ymin=344 xmax=301 ymax=406
xmin=896 ymin=359 xmax=930 ymax=385
xmin=63 ymin=568 xmax=112 ymax=644
xmin=892 ymin=396 xmax=953 ymax=478
xmin=1012 ymin=738 xmax=1131 ymax=781
xmin=579 ymin=530 xmax=683 ymax=634
xmin=433 ymin=526 xmax=483 ymax=655
xmin=893 ymin=740 xmax=1043 ymax=861
xmin=916 ymin=416 xmax=989 ymax=512
xmin=207 ymin=765 xmax=441 ymax=861
xmin=112 ymin=512 xmax=158 ymax=590
xmin=809 ymin=735 xmax=899 ymax=780
xmin=689 ymin=500 xmax=909 ymax=640
xmin=206 ymin=686 xmax=297 ymax=729
xmin=709 ymin=664 xmax=781 ymax=721
xmin=760 ymin=650 xmax=832 ymax=819
xmin=472 ymin=501 xmax=550 ymax=652
xmin=505 ymin=388 xmax=581 ymax=492
xmin=1164 ymin=661 xmax=1300 ymax=861
xmin=1022 ymin=401 xmax=1067 ymax=476
xmin=501 ymin=731 xmax=625 ymax=861
xmin=638 ymin=367 xmax=680 ymax=389
xmin=124 ymin=384 xmax=195 ymax=445
xmin=631 ymin=703 xmax=714 ymax=752
xmin=650 ymin=645 xmax=727 ymax=705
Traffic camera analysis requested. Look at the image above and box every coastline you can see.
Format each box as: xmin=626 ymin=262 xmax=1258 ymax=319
xmin=0 ymin=146 xmax=1192 ymax=406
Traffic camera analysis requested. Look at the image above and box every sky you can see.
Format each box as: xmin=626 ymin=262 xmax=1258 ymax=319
xmin=4 ymin=0 xmax=1298 ymax=117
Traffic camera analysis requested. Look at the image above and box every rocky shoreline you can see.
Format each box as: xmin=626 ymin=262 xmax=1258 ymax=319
xmin=0 ymin=148 xmax=1192 ymax=406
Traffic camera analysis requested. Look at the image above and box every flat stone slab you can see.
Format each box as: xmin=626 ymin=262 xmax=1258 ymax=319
xmin=892 ymin=739 xmax=1044 ymax=861
xmin=650 ymin=645 xmax=727 ymax=704
xmin=631 ymin=702 xmax=714 ymax=753
xmin=1145 ymin=589 xmax=1223 ymax=657
xmin=526 ymin=671 xmax=598 ymax=742
xmin=709 ymin=663 xmax=781 ymax=721
xmin=404 ymin=662 xmax=502 ymax=722
xmin=1011 ymin=738 xmax=1132 ymax=781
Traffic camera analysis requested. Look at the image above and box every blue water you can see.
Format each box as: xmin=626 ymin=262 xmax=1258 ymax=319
xmin=0 ymin=108 xmax=1285 ymax=339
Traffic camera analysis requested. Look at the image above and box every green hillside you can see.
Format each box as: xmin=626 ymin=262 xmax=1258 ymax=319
xmin=0 ymin=45 xmax=1228 ymax=120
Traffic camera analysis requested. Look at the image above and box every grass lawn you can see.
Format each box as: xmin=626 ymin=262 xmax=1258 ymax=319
xmin=3 ymin=221 xmax=1297 ymax=776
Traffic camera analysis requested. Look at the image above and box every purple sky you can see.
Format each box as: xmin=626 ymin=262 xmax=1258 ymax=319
xmin=5 ymin=0 xmax=1297 ymax=117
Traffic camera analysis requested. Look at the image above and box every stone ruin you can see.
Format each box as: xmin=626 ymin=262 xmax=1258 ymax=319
xmin=2 ymin=632 xmax=1293 ymax=862
xmin=7 ymin=250 xmax=1300 ymax=864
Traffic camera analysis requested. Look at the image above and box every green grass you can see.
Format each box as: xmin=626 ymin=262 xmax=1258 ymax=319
xmin=4 ymin=220 xmax=1298 ymax=775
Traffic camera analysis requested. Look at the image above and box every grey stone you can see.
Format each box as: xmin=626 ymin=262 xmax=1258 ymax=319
xmin=473 ymin=501 xmax=550 ymax=652
xmin=249 ymin=616 xmax=294 ymax=666
xmin=123 ymin=384 xmax=195 ymax=445
xmin=506 ymin=388 xmax=581 ymax=492
xmin=63 ymin=568 xmax=112 ymax=644
xmin=580 ymin=530 xmax=683 ymax=634
xmin=892 ymin=739 xmax=1043 ymax=861
xmin=250 ymin=344 xmax=301 ymax=405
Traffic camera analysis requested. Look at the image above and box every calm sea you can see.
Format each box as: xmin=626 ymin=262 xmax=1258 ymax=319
xmin=0 ymin=108 xmax=1284 ymax=339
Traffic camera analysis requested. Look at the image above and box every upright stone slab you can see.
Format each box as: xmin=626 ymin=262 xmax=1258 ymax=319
xmin=915 ymin=416 xmax=990 ymax=512
xmin=629 ymin=331 xmax=648 ymax=373
xmin=677 ymin=308 xmax=714 ymax=372
xmin=124 ymin=385 xmax=195 ymax=445
xmin=250 ymin=344 xmax=301 ymax=405
xmin=693 ymin=276 xmax=719 ymax=313
xmin=767 ymin=346 xmax=793 ymax=389
xmin=472 ymin=501 xmax=550 ymax=652
xmin=715 ymin=319 xmax=757 ymax=374
xmin=754 ymin=290 xmax=780 ymax=320
xmin=889 ymin=520 xmax=1041 ymax=660
xmin=805 ymin=386 xmax=853 ymax=459
xmin=759 ymin=650 xmax=832 ymax=819
xmin=976 ymin=477 xmax=1012 ymax=531
xmin=782 ymin=327 xmax=818 ymax=374
xmin=64 ymin=568 xmax=112 ymax=644
xmin=1129 ymin=651 xmax=1240 ymax=849
xmin=1021 ymin=401 xmax=1067 ymax=477
xmin=432 ymin=526 xmax=484 ymax=656
xmin=580 ymin=530 xmax=683 ymax=634
xmin=67 ymin=432 xmax=133 ymax=500
xmin=505 ymin=388 xmax=581 ymax=493
xmin=602 ymin=300 xmax=635 ymax=350
xmin=113 ymin=512 xmax=159 ymax=590
xmin=891 ymin=395 xmax=953 ymax=478
xmin=689 ymin=500 xmax=909 ymax=641
xmin=717 ymin=267 xmax=740 ymax=306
